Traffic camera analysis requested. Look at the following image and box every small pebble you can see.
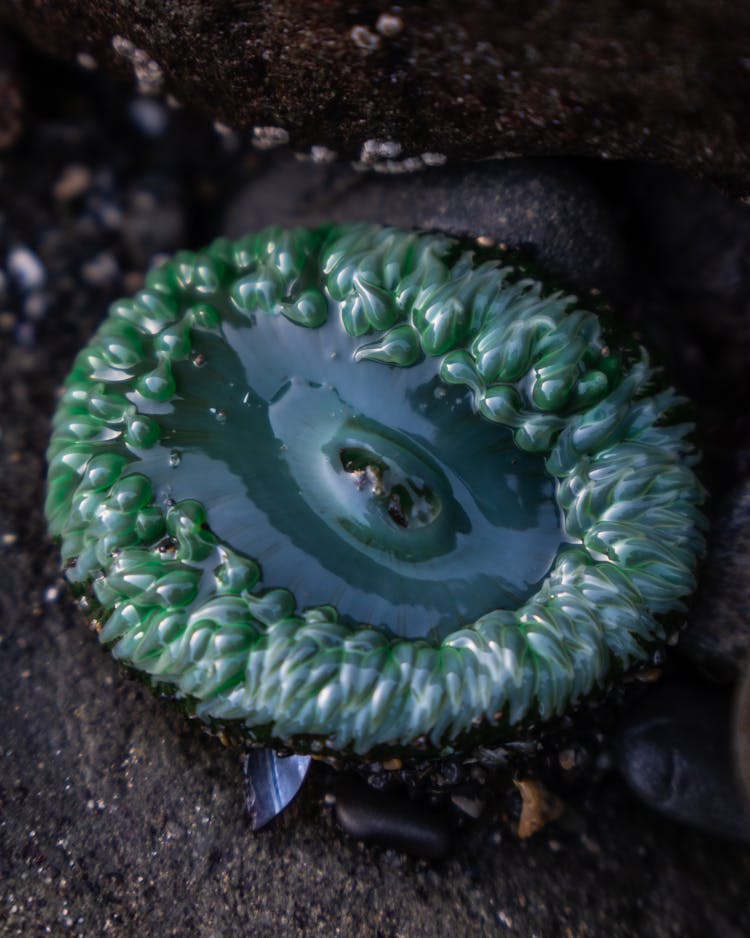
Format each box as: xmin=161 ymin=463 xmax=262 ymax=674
xmin=496 ymin=910 xmax=514 ymax=929
xmin=350 ymin=25 xmax=380 ymax=52
xmin=7 ymin=246 xmax=46 ymax=291
xmin=310 ymin=145 xmax=337 ymax=163
xmin=81 ymin=252 xmax=119 ymax=287
xmin=162 ymin=820 xmax=185 ymax=841
xmin=514 ymin=778 xmax=564 ymax=839
xmin=251 ymin=126 xmax=289 ymax=150
xmin=75 ymin=51 xmax=98 ymax=70
xmin=335 ymin=775 xmax=451 ymax=859
xmin=450 ymin=794 xmax=484 ymax=819
xmin=129 ymin=98 xmax=168 ymax=137
xmin=23 ymin=292 xmax=48 ymax=321
xmin=53 ymin=164 xmax=92 ymax=201
xmin=558 ymin=749 xmax=577 ymax=771
xmin=376 ymin=13 xmax=403 ymax=37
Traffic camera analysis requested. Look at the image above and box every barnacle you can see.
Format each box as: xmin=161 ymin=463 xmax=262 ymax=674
xmin=45 ymin=223 xmax=706 ymax=758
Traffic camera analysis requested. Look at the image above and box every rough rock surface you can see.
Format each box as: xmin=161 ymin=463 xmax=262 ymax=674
xmin=2 ymin=2 xmax=750 ymax=193
xmin=1 ymin=38 xmax=750 ymax=938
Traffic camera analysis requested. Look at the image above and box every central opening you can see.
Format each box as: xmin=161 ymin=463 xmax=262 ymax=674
xmin=338 ymin=445 xmax=441 ymax=530
xmin=137 ymin=311 xmax=566 ymax=642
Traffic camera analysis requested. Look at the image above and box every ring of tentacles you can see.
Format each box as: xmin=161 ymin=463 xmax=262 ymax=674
xmin=46 ymin=223 xmax=706 ymax=757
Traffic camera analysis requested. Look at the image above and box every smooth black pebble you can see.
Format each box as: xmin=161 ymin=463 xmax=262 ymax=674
xmin=335 ymin=775 xmax=451 ymax=859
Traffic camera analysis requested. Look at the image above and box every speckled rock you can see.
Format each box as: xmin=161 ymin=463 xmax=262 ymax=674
xmin=2 ymin=3 xmax=750 ymax=193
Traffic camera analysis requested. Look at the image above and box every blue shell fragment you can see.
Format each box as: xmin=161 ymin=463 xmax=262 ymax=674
xmin=243 ymin=749 xmax=312 ymax=830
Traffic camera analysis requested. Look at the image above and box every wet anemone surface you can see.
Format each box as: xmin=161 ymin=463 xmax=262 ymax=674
xmin=45 ymin=221 xmax=705 ymax=757
xmin=2 ymin=38 xmax=750 ymax=938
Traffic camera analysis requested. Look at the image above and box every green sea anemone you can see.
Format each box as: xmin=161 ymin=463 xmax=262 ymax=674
xmin=45 ymin=223 xmax=706 ymax=758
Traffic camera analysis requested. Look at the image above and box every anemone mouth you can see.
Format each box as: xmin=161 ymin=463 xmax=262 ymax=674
xmin=45 ymin=223 xmax=707 ymax=756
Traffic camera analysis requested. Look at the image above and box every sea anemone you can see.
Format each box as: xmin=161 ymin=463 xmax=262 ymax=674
xmin=45 ymin=223 xmax=706 ymax=760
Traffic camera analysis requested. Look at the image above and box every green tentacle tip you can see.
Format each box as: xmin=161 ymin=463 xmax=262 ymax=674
xmin=45 ymin=223 xmax=707 ymax=758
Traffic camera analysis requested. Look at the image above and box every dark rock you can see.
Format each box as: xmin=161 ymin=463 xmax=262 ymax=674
xmin=615 ymin=683 xmax=750 ymax=843
xmin=221 ymin=155 xmax=348 ymax=236
xmin=735 ymin=659 xmax=750 ymax=808
xmin=682 ymin=481 xmax=750 ymax=682
xmin=334 ymin=775 xmax=451 ymax=859
xmin=2 ymin=3 xmax=750 ymax=192
xmin=225 ymin=156 xmax=630 ymax=301
xmin=615 ymin=165 xmax=750 ymax=443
